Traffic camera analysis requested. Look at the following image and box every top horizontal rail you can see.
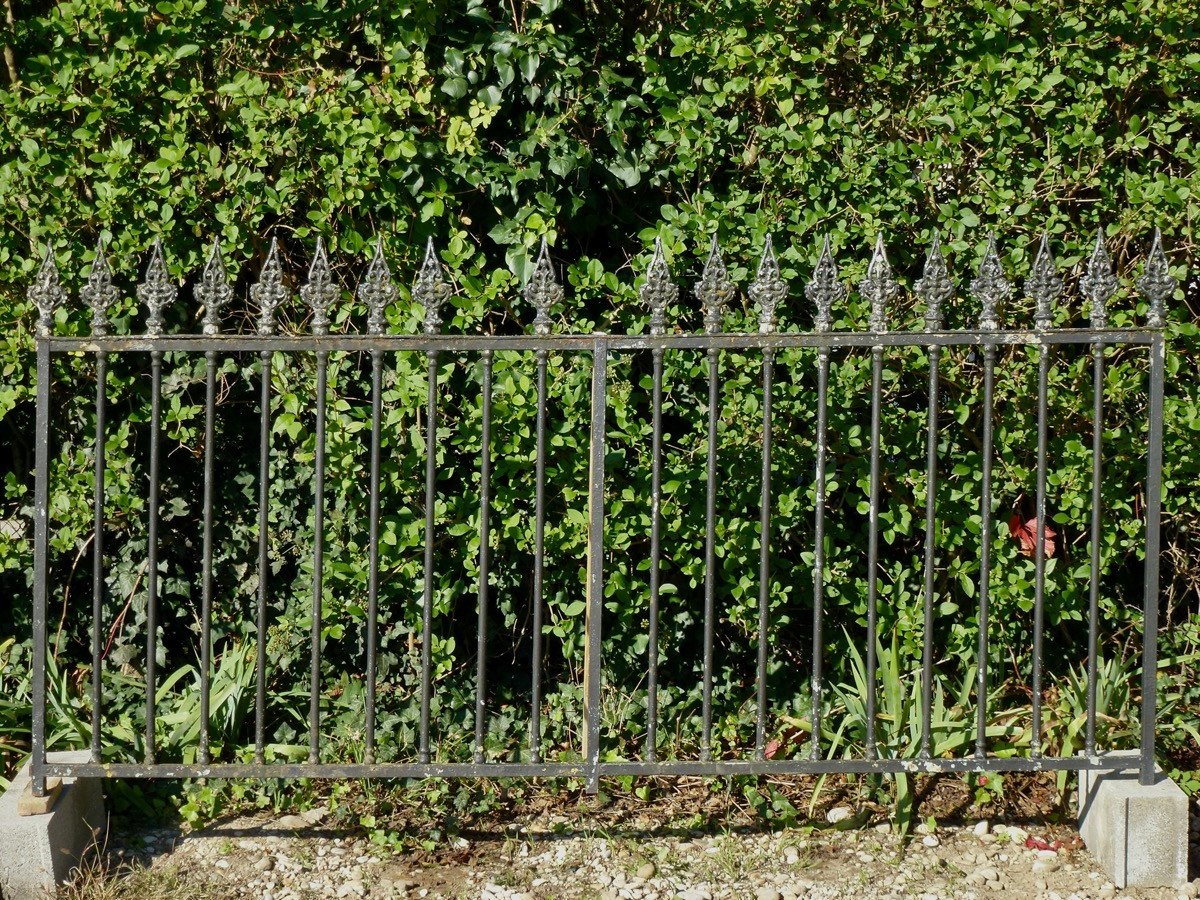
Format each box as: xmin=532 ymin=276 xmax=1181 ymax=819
xmin=41 ymin=328 xmax=1159 ymax=352
xmin=26 ymin=228 xmax=1178 ymax=340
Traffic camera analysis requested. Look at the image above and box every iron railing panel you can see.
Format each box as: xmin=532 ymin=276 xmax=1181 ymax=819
xmin=24 ymin=229 xmax=1175 ymax=796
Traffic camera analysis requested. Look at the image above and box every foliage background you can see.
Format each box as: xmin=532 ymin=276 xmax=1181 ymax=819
xmin=0 ymin=0 xmax=1198 ymax=788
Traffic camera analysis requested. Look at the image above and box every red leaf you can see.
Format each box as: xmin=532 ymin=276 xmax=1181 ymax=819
xmin=1009 ymin=513 xmax=1057 ymax=559
xmin=1024 ymin=836 xmax=1062 ymax=851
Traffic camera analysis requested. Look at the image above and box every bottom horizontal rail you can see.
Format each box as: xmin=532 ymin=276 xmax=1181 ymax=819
xmin=41 ymin=754 xmax=1113 ymax=781
xmin=597 ymin=756 xmax=1105 ymax=775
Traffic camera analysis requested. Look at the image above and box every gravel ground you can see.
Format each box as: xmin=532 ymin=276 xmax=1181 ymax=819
xmin=92 ymin=804 xmax=1200 ymax=900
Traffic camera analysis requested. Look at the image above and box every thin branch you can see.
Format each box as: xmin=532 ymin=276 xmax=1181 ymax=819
xmin=3 ymin=0 xmax=17 ymax=86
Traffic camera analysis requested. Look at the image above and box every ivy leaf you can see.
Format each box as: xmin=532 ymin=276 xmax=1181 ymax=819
xmin=607 ymin=157 xmax=640 ymax=187
xmin=441 ymin=77 xmax=468 ymax=99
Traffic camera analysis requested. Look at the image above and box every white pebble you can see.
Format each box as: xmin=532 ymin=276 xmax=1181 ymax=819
xmin=825 ymin=806 xmax=853 ymax=824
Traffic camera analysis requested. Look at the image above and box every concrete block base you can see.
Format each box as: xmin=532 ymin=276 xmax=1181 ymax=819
xmin=0 ymin=750 xmax=106 ymax=900
xmin=1077 ymin=750 xmax=1188 ymax=889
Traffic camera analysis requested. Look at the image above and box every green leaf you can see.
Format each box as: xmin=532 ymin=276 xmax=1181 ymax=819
xmin=441 ymin=77 xmax=468 ymax=99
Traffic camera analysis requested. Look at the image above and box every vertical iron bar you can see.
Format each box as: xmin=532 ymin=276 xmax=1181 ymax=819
xmin=364 ymin=349 xmax=383 ymax=764
xmin=145 ymin=350 xmax=162 ymax=766
xmin=919 ymin=345 xmax=940 ymax=759
xmin=865 ymin=345 xmax=883 ymax=758
xmin=309 ymin=350 xmax=328 ymax=764
xmin=1031 ymin=345 xmax=1050 ymax=757
xmin=583 ymin=336 xmax=608 ymax=793
xmin=198 ymin=349 xmax=217 ymax=765
xmin=754 ymin=348 xmax=774 ymax=759
xmin=31 ymin=340 xmax=50 ymax=796
xmin=1086 ymin=342 xmax=1104 ymax=756
xmin=975 ymin=344 xmax=996 ymax=757
xmin=646 ymin=348 xmax=664 ymax=762
xmin=811 ymin=348 xmax=830 ymax=760
xmin=1140 ymin=334 xmax=1166 ymax=785
xmin=474 ymin=351 xmax=493 ymax=764
xmin=701 ymin=348 xmax=718 ymax=761
xmin=254 ymin=351 xmax=271 ymax=763
xmin=91 ymin=352 xmax=106 ymax=762
xmin=419 ymin=351 xmax=438 ymax=763
xmin=530 ymin=349 xmax=549 ymax=762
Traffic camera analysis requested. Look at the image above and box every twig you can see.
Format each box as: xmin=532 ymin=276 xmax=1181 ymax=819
xmin=3 ymin=0 xmax=17 ymax=86
xmin=102 ymin=559 xmax=147 ymax=662
xmin=53 ymin=535 xmax=93 ymax=661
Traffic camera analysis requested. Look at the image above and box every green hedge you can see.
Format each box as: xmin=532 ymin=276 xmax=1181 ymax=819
xmin=1 ymin=0 xmax=1197 ymax=772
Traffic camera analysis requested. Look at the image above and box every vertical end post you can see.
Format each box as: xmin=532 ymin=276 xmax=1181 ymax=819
xmin=1140 ymin=335 xmax=1166 ymax=785
xmin=31 ymin=338 xmax=51 ymax=797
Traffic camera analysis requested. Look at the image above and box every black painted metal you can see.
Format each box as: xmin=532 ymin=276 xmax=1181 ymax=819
xmin=254 ymin=350 xmax=271 ymax=764
xmin=643 ymin=244 xmax=673 ymax=764
xmin=199 ymin=348 xmax=216 ymax=766
xmin=25 ymin=231 xmax=1172 ymax=795
xmin=754 ymin=347 xmax=773 ymax=761
xmin=861 ymin=236 xmax=894 ymax=763
xmin=145 ymin=349 xmax=162 ymax=766
xmin=584 ymin=336 xmax=608 ymax=793
xmin=975 ymin=342 xmax=996 ymax=759
xmin=419 ymin=350 xmax=438 ymax=766
xmin=646 ymin=346 xmax=664 ymax=763
xmin=701 ymin=346 xmax=718 ymax=762
xmin=474 ymin=351 xmax=494 ymax=765
xmin=530 ymin=348 xmax=549 ymax=763
xmin=364 ymin=347 xmax=383 ymax=765
xmin=91 ymin=351 xmax=106 ymax=764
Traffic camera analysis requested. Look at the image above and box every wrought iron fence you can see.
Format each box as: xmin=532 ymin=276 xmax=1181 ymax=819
xmin=25 ymin=227 xmax=1174 ymax=797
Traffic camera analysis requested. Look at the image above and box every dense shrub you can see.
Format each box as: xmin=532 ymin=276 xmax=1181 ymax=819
xmin=0 ymin=0 xmax=1197 ymax=777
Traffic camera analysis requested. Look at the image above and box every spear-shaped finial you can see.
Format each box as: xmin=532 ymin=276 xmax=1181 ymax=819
xmin=28 ymin=247 xmax=66 ymax=337
xmin=251 ymin=239 xmax=286 ymax=336
xmin=137 ymin=238 xmax=177 ymax=336
xmin=641 ymin=237 xmax=677 ymax=337
xmin=915 ymin=232 xmax=954 ymax=332
xmin=1025 ymin=232 xmax=1062 ymax=331
xmin=358 ymin=238 xmax=396 ymax=336
xmin=860 ymin=234 xmax=897 ymax=333
xmin=413 ymin=238 xmax=451 ymax=335
xmin=751 ymin=236 xmax=789 ymax=334
xmin=1137 ymin=229 xmax=1175 ymax=328
xmin=1080 ymin=229 xmax=1117 ymax=329
xmin=81 ymin=239 xmax=118 ymax=337
xmin=969 ymin=233 xmax=1010 ymax=332
xmin=301 ymin=238 xmax=336 ymax=336
xmin=803 ymin=236 xmax=844 ymax=334
xmin=525 ymin=238 xmax=562 ymax=336
xmin=196 ymin=237 xmax=233 ymax=336
xmin=695 ymin=235 xmax=734 ymax=334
